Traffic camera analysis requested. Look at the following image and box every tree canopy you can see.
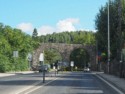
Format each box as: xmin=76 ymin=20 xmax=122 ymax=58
xmin=0 ymin=23 xmax=35 ymax=72
xmin=95 ymin=0 xmax=125 ymax=61
xmin=39 ymin=31 xmax=96 ymax=45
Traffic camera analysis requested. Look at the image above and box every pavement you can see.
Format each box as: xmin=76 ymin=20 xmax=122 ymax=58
xmin=96 ymin=72 xmax=125 ymax=93
xmin=0 ymin=70 xmax=62 ymax=77
xmin=0 ymin=71 xmax=36 ymax=77
xmin=0 ymin=71 xmax=125 ymax=93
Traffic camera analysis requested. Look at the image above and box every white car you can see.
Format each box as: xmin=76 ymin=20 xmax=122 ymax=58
xmin=84 ymin=67 xmax=90 ymax=72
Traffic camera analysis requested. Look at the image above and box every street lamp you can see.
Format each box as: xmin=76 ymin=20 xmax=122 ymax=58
xmin=118 ymin=0 xmax=123 ymax=78
xmin=107 ymin=0 xmax=110 ymax=73
xmin=39 ymin=52 xmax=45 ymax=83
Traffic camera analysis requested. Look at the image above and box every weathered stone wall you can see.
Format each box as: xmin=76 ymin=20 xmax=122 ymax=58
xmin=32 ymin=43 xmax=96 ymax=70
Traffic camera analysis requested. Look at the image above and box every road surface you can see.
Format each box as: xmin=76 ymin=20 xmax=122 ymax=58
xmin=0 ymin=72 xmax=123 ymax=94
xmin=25 ymin=72 xmax=121 ymax=94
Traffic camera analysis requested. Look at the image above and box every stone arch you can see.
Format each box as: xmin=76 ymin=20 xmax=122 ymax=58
xmin=32 ymin=43 xmax=96 ymax=70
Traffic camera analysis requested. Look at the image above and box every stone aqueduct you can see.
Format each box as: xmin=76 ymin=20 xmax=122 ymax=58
xmin=32 ymin=43 xmax=96 ymax=70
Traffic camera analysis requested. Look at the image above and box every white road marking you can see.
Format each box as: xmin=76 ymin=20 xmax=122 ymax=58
xmin=96 ymin=75 xmax=124 ymax=94
xmin=25 ymin=78 xmax=58 ymax=94
xmin=15 ymin=80 xmax=43 ymax=94
xmin=71 ymin=90 xmax=103 ymax=93
xmin=17 ymin=77 xmax=59 ymax=94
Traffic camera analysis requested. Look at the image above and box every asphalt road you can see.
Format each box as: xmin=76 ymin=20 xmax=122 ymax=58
xmin=28 ymin=72 xmax=120 ymax=94
xmin=0 ymin=72 xmax=51 ymax=94
xmin=0 ymin=72 xmax=123 ymax=94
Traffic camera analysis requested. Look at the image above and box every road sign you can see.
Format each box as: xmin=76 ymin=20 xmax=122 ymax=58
xmin=39 ymin=53 xmax=44 ymax=61
xmin=70 ymin=61 xmax=74 ymax=67
xmin=27 ymin=53 xmax=32 ymax=61
xmin=13 ymin=51 xmax=18 ymax=57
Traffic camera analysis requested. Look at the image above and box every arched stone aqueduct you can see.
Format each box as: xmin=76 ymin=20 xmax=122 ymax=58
xmin=32 ymin=43 xmax=96 ymax=70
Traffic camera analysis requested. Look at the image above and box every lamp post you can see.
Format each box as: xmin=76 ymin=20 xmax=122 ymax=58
xmin=39 ymin=52 xmax=45 ymax=83
xmin=118 ymin=0 xmax=123 ymax=78
xmin=107 ymin=0 xmax=110 ymax=73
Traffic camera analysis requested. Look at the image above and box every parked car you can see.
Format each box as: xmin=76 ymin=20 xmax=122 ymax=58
xmin=38 ymin=64 xmax=50 ymax=72
xmin=84 ymin=67 xmax=90 ymax=72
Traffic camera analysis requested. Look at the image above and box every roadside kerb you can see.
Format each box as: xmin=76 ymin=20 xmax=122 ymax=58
xmin=0 ymin=73 xmax=15 ymax=77
xmin=96 ymin=72 xmax=125 ymax=93
xmin=0 ymin=71 xmax=37 ymax=77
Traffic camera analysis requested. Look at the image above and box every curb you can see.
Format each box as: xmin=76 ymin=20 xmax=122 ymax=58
xmin=96 ymin=73 xmax=125 ymax=93
xmin=0 ymin=73 xmax=16 ymax=77
xmin=0 ymin=71 xmax=37 ymax=77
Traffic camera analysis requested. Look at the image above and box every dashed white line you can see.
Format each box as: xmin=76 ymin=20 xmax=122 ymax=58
xmin=24 ymin=78 xmax=58 ymax=94
xmin=17 ymin=77 xmax=58 ymax=94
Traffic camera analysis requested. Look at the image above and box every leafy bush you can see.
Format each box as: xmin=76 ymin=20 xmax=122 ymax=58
xmin=0 ymin=54 xmax=10 ymax=72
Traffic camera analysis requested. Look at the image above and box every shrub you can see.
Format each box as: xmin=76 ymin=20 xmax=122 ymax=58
xmin=0 ymin=54 xmax=10 ymax=72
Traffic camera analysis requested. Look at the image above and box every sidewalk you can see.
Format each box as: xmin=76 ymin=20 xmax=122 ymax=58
xmin=0 ymin=70 xmax=64 ymax=77
xmin=0 ymin=71 xmax=36 ymax=77
xmin=96 ymin=72 xmax=125 ymax=93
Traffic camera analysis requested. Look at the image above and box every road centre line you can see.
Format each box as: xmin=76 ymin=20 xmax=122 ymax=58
xmin=96 ymin=75 xmax=124 ymax=94
xmin=18 ymin=77 xmax=59 ymax=94
xmin=25 ymin=77 xmax=59 ymax=94
xmin=17 ymin=80 xmax=43 ymax=94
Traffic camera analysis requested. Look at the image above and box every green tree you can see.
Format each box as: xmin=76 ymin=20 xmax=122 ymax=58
xmin=32 ymin=28 xmax=38 ymax=39
xmin=0 ymin=23 xmax=35 ymax=72
xmin=44 ymin=49 xmax=62 ymax=64
xmin=95 ymin=0 xmax=125 ymax=60
xmin=70 ymin=49 xmax=90 ymax=69
xmin=39 ymin=31 xmax=95 ymax=45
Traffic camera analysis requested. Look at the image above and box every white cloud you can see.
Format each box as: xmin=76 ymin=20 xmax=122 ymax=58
xmin=37 ymin=18 xmax=80 ymax=35
xmin=16 ymin=22 xmax=33 ymax=33
xmin=38 ymin=26 xmax=55 ymax=35
xmin=56 ymin=18 xmax=79 ymax=32
xmin=16 ymin=18 xmax=82 ymax=35
xmin=64 ymin=18 xmax=79 ymax=24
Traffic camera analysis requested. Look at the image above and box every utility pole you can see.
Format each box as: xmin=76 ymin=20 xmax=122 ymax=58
xmin=96 ymin=40 xmax=98 ymax=71
xmin=118 ymin=0 xmax=122 ymax=56
xmin=117 ymin=0 xmax=123 ymax=77
xmin=117 ymin=0 xmax=123 ymax=78
xmin=107 ymin=0 xmax=110 ymax=73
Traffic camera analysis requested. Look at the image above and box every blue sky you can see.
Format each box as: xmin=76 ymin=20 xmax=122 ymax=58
xmin=0 ymin=0 xmax=107 ymax=35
